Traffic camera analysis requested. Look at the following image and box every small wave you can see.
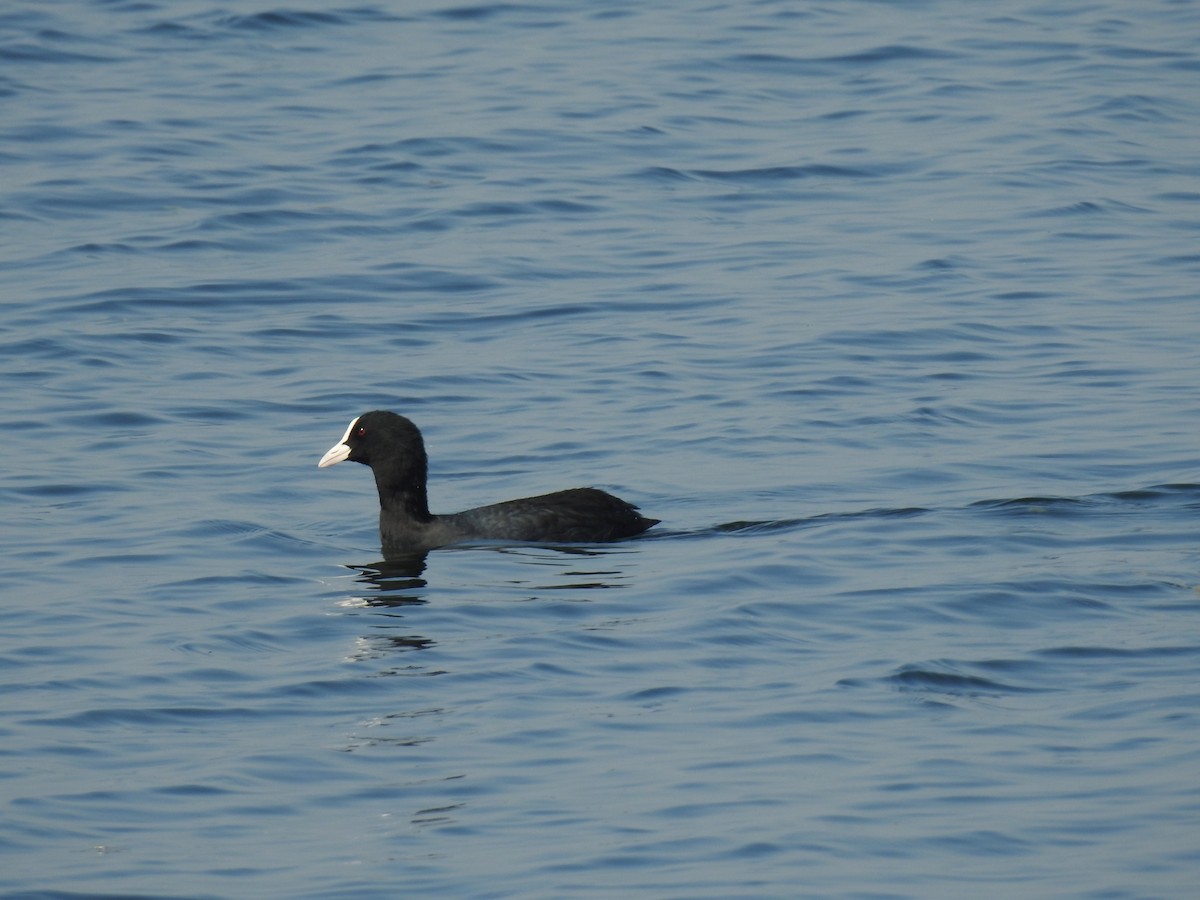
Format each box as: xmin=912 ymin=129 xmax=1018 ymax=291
xmin=973 ymin=483 xmax=1200 ymax=516
xmin=28 ymin=705 xmax=263 ymax=728
xmin=716 ymin=44 xmax=960 ymax=75
xmin=689 ymin=164 xmax=872 ymax=183
xmin=0 ymin=43 xmax=113 ymax=64
xmin=216 ymin=10 xmax=352 ymax=32
xmin=431 ymin=4 xmax=532 ymax=22
xmin=887 ymin=661 xmax=1050 ymax=697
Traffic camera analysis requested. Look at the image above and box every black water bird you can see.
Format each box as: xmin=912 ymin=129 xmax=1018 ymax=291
xmin=318 ymin=411 xmax=659 ymax=552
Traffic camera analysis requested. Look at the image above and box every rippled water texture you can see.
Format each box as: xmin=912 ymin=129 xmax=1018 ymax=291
xmin=3 ymin=1 xmax=1200 ymax=897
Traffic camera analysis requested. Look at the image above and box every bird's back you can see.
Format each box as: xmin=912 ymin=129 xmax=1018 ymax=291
xmin=442 ymin=487 xmax=659 ymax=544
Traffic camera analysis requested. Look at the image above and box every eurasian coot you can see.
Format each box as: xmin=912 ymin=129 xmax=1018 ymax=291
xmin=318 ymin=411 xmax=659 ymax=551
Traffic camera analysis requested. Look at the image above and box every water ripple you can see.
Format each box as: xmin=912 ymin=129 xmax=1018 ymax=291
xmin=2 ymin=1 xmax=1199 ymax=897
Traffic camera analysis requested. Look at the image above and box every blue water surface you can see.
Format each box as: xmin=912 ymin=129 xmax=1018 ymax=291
xmin=3 ymin=1 xmax=1200 ymax=897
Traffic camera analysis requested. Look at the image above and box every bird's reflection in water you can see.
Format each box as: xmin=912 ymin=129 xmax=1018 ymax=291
xmin=337 ymin=542 xmax=646 ymax=670
xmin=335 ymin=552 xmax=433 ymax=667
xmin=341 ymin=541 xmax=650 ymax=603
xmin=341 ymin=542 xmax=645 ymax=606
xmin=339 ymin=554 xmax=435 ymax=668
xmin=346 ymin=630 xmax=438 ymax=669
xmin=475 ymin=543 xmax=644 ymax=593
xmin=343 ymin=551 xmax=430 ymax=608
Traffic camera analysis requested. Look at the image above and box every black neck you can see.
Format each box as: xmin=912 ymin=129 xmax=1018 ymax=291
xmin=372 ymin=457 xmax=433 ymax=523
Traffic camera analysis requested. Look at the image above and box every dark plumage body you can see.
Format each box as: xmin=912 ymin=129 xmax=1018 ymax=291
xmin=319 ymin=411 xmax=659 ymax=552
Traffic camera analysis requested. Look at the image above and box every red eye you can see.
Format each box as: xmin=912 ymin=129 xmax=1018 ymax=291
xmin=355 ymin=426 xmax=366 ymax=437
